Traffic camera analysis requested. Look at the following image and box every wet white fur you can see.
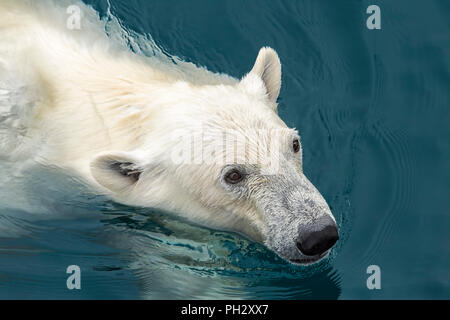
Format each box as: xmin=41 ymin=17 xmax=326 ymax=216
xmin=0 ymin=0 xmax=335 ymax=263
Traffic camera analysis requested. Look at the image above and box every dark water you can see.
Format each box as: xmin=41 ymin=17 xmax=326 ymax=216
xmin=0 ymin=0 xmax=449 ymax=299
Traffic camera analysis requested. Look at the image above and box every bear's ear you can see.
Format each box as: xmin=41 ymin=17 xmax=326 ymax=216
xmin=90 ymin=151 xmax=143 ymax=193
xmin=241 ymin=47 xmax=281 ymax=105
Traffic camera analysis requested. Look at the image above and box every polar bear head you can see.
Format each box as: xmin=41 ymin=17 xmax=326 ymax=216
xmin=90 ymin=47 xmax=338 ymax=265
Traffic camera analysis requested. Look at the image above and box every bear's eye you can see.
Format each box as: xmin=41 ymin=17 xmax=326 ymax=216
xmin=225 ymin=169 xmax=243 ymax=184
xmin=293 ymin=138 xmax=300 ymax=153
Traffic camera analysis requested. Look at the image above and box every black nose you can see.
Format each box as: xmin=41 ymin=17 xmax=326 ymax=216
xmin=296 ymin=224 xmax=339 ymax=256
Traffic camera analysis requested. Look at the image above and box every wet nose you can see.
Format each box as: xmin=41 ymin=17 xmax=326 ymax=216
xmin=296 ymin=223 xmax=339 ymax=256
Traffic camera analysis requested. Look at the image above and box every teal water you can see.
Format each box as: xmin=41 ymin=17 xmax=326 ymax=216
xmin=0 ymin=0 xmax=449 ymax=299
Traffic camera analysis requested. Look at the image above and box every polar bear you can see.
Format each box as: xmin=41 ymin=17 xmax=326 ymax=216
xmin=0 ymin=0 xmax=338 ymax=264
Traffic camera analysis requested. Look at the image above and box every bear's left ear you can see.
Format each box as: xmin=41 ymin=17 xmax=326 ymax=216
xmin=240 ymin=47 xmax=281 ymax=105
xmin=90 ymin=151 xmax=144 ymax=193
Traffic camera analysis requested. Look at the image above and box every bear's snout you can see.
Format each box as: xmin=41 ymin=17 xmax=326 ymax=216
xmin=295 ymin=217 xmax=339 ymax=256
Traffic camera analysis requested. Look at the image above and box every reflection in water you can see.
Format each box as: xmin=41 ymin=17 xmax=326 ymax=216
xmin=0 ymin=165 xmax=342 ymax=299
xmin=99 ymin=205 xmax=342 ymax=299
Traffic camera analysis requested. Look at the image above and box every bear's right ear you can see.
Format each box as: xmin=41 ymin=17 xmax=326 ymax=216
xmin=240 ymin=47 xmax=281 ymax=106
xmin=90 ymin=151 xmax=144 ymax=193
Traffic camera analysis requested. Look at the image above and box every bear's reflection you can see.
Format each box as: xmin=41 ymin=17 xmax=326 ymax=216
xmin=100 ymin=205 xmax=341 ymax=299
